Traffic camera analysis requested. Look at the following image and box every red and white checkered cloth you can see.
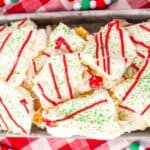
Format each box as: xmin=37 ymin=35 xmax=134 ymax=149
xmin=3 ymin=0 xmax=67 ymax=14
xmin=0 ymin=137 xmax=135 ymax=150
xmin=3 ymin=0 xmax=94 ymax=14
xmin=3 ymin=0 xmax=150 ymax=14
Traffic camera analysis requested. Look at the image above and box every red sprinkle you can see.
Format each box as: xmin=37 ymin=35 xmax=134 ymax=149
xmin=89 ymin=75 xmax=103 ymax=89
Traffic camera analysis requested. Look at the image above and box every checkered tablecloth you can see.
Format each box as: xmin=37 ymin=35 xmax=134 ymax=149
xmin=2 ymin=0 xmax=150 ymax=14
xmin=0 ymin=137 xmax=136 ymax=150
xmin=3 ymin=0 xmax=66 ymax=14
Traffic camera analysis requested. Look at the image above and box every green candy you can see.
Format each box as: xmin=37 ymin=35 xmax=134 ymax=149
xmin=11 ymin=0 xmax=19 ymax=3
xmin=129 ymin=142 xmax=140 ymax=150
xmin=81 ymin=0 xmax=90 ymax=10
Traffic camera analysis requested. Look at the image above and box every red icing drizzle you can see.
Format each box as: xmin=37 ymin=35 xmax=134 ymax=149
xmin=95 ymin=34 xmax=99 ymax=66
xmin=130 ymin=35 xmax=150 ymax=50
xmin=139 ymin=24 xmax=150 ymax=32
xmin=33 ymin=61 xmax=37 ymax=74
xmin=17 ymin=18 xmax=27 ymax=28
xmin=6 ymin=31 xmax=33 ymax=81
xmin=42 ymin=52 xmax=51 ymax=57
xmin=119 ymin=104 xmax=135 ymax=113
xmin=37 ymin=83 xmax=57 ymax=106
xmin=0 ymin=33 xmax=12 ymax=53
xmin=43 ymin=99 xmax=107 ymax=125
xmin=116 ymin=21 xmax=127 ymax=62
xmin=0 ymin=24 xmax=7 ymax=32
xmin=122 ymin=54 xmax=149 ymax=101
xmin=105 ymin=22 xmax=112 ymax=74
xmin=55 ymin=36 xmax=73 ymax=53
xmin=63 ymin=55 xmax=73 ymax=99
xmin=105 ymin=20 xmax=126 ymax=74
xmin=0 ymin=97 xmax=26 ymax=133
xmin=99 ymin=31 xmax=106 ymax=72
xmin=48 ymin=63 xmax=62 ymax=99
xmin=136 ymin=51 xmax=145 ymax=59
xmin=20 ymin=99 xmax=29 ymax=114
xmin=141 ymin=104 xmax=150 ymax=115
xmin=130 ymin=63 xmax=139 ymax=71
xmin=0 ymin=114 xmax=9 ymax=130
xmin=120 ymin=104 xmax=150 ymax=116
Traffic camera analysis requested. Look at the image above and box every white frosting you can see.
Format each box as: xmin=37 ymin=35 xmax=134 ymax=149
xmin=0 ymin=27 xmax=36 ymax=87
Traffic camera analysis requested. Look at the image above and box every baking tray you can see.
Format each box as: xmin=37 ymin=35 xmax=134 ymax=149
xmin=1 ymin=9 xmax=150 ymax=31
xmin=0 ymin=9 xmax=150 ymax=139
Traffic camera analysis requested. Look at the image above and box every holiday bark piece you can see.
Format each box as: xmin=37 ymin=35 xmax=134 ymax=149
xmin=124 ymin=22 xmax=150 ymax=77
xmin=81 ymin=20 xmax=136 ymax=81
xmin=33 ymin=54 xmax=93 ymax=109
xmin=0 ymin=80 xmax=33 ymax=134
xmin=42 ymin=89 xmax=123 ymax=139
xmin=0 ymin=26 xmax=36 ymax=87
xmin=47 ymin=23 xmax=86 ymax=55
xmin=112 ymin=78 xmax=150 ymax=126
